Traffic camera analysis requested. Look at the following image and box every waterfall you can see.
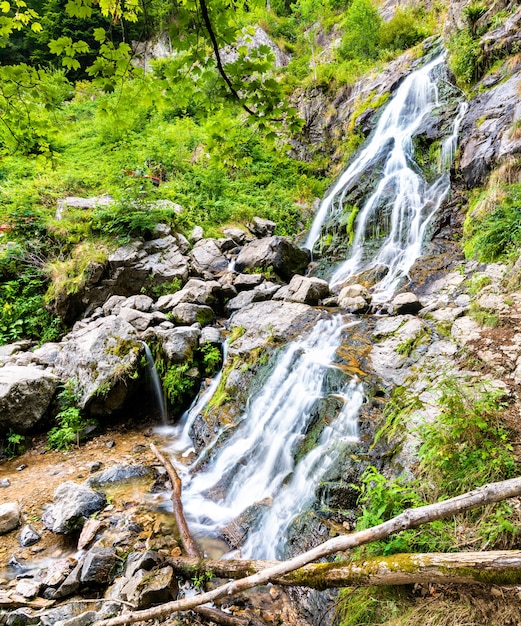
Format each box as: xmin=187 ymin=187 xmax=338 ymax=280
xmin=305 ymin=53 xmax=466 ymax=300
xmin=242 ymin=377 xmax=364 ymax=559
xmin=178 ymin=316 xmax=360 ymax=550
xmin=142 ymin=342 xmax=168 ymax=423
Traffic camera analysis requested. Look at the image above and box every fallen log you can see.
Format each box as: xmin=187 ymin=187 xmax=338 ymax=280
xmin=150 ymin=443 xmax=201 ymax=558
xmin=93 ymin=476 xmax=521 ymax=626
xmin=170 ymin=551 xmax=521 ymax=588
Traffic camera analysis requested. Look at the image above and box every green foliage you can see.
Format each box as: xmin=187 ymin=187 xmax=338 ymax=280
xmin=355 ymin=376 xmax=519 ymax=557
xmin=200 ymin=342 xmax=223 ymax=377
xmin=447 ymin=29 xmax=483 ymax=87
xmin=163 ymin=364 xmax=197 ymax=407
xmin=464 ymin=186 xmax=521 ymax=261
xmin=466 ymin=273 xmax=491 ymax=295
xmin=379 ymin=6 xmax=429 ymax=52
xmin=4 ymin=429 xmax=25 ymax=458
xmin=419 ymin=378 xmax=516 ymax=496
xmin=339 ymin=0 xmax=382 ymax=61
xmin=48 ymin=378 xmax=96 ymax=449
xmin=468 ymin=302 xmax=499 ymax=327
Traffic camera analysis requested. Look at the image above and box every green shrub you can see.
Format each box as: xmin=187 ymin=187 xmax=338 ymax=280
xmin=339 ymin=0 xmax=382 ymax=61
xmin=448 ymin=29 xmax=483 ymax=87
xmin=48 ymin=379 xmax=96 ymax=449
xmin=464 ymin=202 xmax=521 ymax=261
xmin=379 ymin=7 xmax=428 ymax=51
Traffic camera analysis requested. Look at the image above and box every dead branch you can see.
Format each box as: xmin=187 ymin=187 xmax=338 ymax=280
xmin=170 ymin=551 xmax=521 ymax=588
xmin=93 ymin=476 xmax=521 ymax=626
xmin=150 ymin=443 xmax=201 ymax=559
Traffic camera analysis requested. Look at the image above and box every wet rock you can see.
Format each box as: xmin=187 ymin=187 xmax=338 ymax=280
xmin=44 ymin=482 xmax=106 ymax=534
xmin=86 ymin=463 xmax=153 ymax=487
xmin=169 ymin=303 xmax=214 ymax=326
xmin=0 ymin=366 xmax=59 ymax=434
xmin=337 ymin=295 xmax=368 ymax=313
xmin=124 ymin=550 xmax=162 ymax=578
xmin=189 ymin=239 xmax=229 ymax=278
xmin=0 ymin=502 xmax=21 ymax=534
xmin=248 ymin=216 xmax=277 ymax=238
xmin=80 ymin=548 xmax=117 ymax=585
xmin=40 ymin=557 xmax=78 ymax=588
xmin=390 ymin=292 xmax=422 ymax=315
xmin=234 ymin=236 xmax=310 ymax=281
xmin=281 ymin=274 xmax=330 ymax=305
xmin=120 ymin=565 xmax=177 ymax=608
xmin=229 ymin=301 xmax=321 ymax=354
xmin=19 ymin=524 xmax=41 ymax=547
xmin=53 ymin=317 xmax=140 ymax=413
xmin=77 ymin=518 xmax=103 ymax=550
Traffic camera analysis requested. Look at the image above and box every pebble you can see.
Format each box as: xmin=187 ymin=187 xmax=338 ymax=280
xmin=16 ymin=465 xmax=27 ymax=472
xmin=0 ymin=478 xmax=11 ymax=488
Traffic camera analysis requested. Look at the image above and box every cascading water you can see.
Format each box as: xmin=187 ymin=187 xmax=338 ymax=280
xmin=305 ymin=53 xmax=466 ymax=301
xmin=174 ymin=316 xmax=361 ymax=556
xmin=242 ymin=377 xmax=364 ymax=559
xmin=142 ymin=342 xmax=168 ymax=423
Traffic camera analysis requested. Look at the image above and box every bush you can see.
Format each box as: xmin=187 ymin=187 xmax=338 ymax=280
xmin=379 ymin=7 xmax=428 ymax=51
xmin=339 ymin=0 xmax=382 ymax=61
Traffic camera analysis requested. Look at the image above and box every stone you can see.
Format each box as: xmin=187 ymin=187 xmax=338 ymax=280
xmin=247 ymin=216 xmax=277 ymax=237
xmin=0 ymin=366 xmax=59 ymax=433
xmin=53 ymin=317 xmax=140 ymax=412
xmin=55 ymin=611 xmax=100 ymax=626
xmin=0 ymin=502 xmax=21 ymax=534
xmin=122 ymin=294 xmax=154 ymax=312
xmin=451 ymin=316 xmax=482 ymax=345
xmin=120 ymin=565 xmax=177 ymax=608
xmin=55 ymin=195 xmax=113 ymax=220
xmin=233 ymin=273 xmax=264 ymax=290
xmin=199 ymin=327 xmax=221 ymax=345
xmin=155 ymin=279 xmax=221 ymax=310
xmin=41 ymin=557 xmax=78 ymax=587
xmin=189 ymin=239 xmax=229 ymax=278
xmin=19 ymin=524 xmax=41 ymax=547
xmin=102 ymin=295 xmax=127 ymax=316
xmin=16 ymin=578 xmax=41 ymax=599
xmin=222 ymin=227 xmax=249 ymax=244
xmin=77 ymin=518 xmax=103 ymax=550
xmin=44 ymin=482 xmax=106 ymax=534
xmin=190 ymin=225 xmax=204 ymax=242
xmin=152 ymin=327 xmax=201 ymax=363
xmin=86 ymin=463 xmax=153 ymax=486
xmin=169 ymin=303 xmax=215 ymax=326
xmin=229 ymin=301 xmax=321 ymax=355
xmin=254 ymin=281 xmax=281 ymax=299
xmin=123 ymin=550 xmax=162 ymax=578
xmin=118 ymin=307 xmax=154 ymax=331
xmin=283 ymin=274 xmax=330 ymax=305
xmin=225 ymin=290 xmax=266 ymax=314
xmin=235 ymin=236 xmax=310 ymax=281
xmin=390 ymin=292 xmax=422 ymax=315
xmin=338 ymin=284 xmax=369 ymax=300
xmin=338 ymin=295 xmax=368 ymax=313
xmin=80 ymin=548 xmax=117 ymax=585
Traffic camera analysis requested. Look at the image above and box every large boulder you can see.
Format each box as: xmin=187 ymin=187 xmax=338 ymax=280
xmin=151 ymin=327 xmax=201 ymax=363
xmin=0 ymin=366 xmax=59 ymax=433
xmin=189 ymin=239 xmax=229 ymax=278
xmin=155 ymin=279 xmax=222 ymax=310
xmin=277 ymin=274 xmax=330 ymax=305
xmin=229 ymin=301 xmax=321 ymax=354
xmin=43 ymin=482 xmax=106 ymax=534
xmin=234 ymin=237 xmax=310 ymax=281
xmin=0 ymin=502 xmax=21 ymax=534
xmin=53 ymin=317 xmax=141 ymax=413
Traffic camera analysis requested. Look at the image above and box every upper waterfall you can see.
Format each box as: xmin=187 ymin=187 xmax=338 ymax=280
xmin=306 ymin=53 xmax=466 ymax=301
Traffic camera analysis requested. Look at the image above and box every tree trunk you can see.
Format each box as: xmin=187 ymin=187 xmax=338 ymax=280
xmin=170 ymin=551 xmax=521 ymax=588
xmin=93 ymin=476 xmax=521 ymax=626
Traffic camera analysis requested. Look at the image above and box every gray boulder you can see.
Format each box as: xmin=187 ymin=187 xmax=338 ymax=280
xmin=19 ymin=524 xmax=41 ymax=547
xmin=53 ymin=317 xmax=140 ymax=412
xmin=86 ymin=463 xmax=153 ymax=487
xmin=281 ymin=274 xmax=330 ymax=305
xmin=80 ymin=548 xmax=118 ymax=585
xmin=0 ymin=366 xmax=58 ymax=433
xmin=390 ymin=292 xmax=422 ymax=315
xmin=234 ymin=236 xmax=310 ymax=281
xmin=120 ymin=565 xmax=177 ymax=608
xmin=0 ymin=502 xmax=21 ymax=534
xmin=155 ymin=278 xmax=221 ymax=310
xmin=44 ymin=481 xmax=106 ymax=534
xmin=151 ymin=327 xmax=201 ymax=363
xmin=248 ymin=216 xmax=277 ymax=238
xmin=225 ymin=289 xmax=268 ymax=314
xmin=169 ymin=303 xmax=214 ymax=326
xmin=229 ymin=301 xmax=321 ymax=354
xmin=189 ymin=238 xmax=229 ymax=278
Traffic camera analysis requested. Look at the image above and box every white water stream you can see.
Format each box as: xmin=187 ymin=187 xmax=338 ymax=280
xmin=305 ymin=53 xmax=466 ymax=300
xmin=165 ymin=316 xmax=362 ymax=557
